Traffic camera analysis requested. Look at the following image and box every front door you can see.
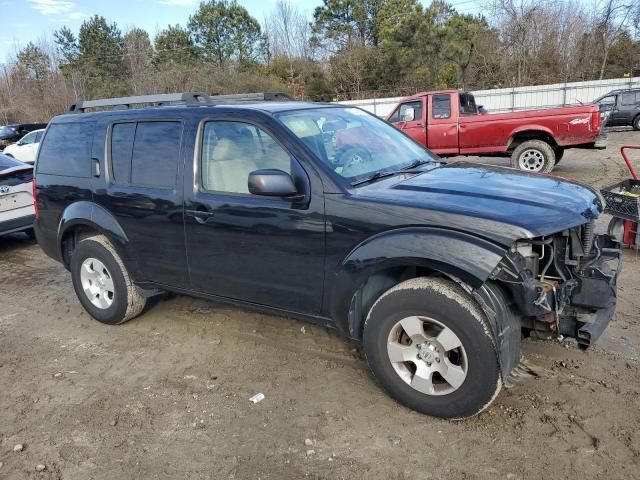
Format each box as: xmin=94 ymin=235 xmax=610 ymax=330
xmin=388 ymin=100 xmax=426 ymax=145
xmin=184 ymin=118 xmax=325 ymax=315
xmin=427 ymin=94 xmax=459 ymax=154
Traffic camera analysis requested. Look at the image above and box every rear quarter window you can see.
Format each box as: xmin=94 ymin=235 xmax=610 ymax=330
xmin=37 ymin=122 xmax=94 ymax=177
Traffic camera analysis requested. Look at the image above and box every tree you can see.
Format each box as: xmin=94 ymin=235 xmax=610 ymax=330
xmin=264 ymin=0 xmax=313 ymax=59
xmin=312 ymin=0 xmax=387 ymax=52
xmin=154 ymin=25 xmax=200 ymax=66
xmin=594 ymin=0 xmax=636 ymax=79
xmin=123 ymin=28 xmax=152 ymax=94
xmin=188 ymin=0 xmax=264 ymax=67
xmin=16 ymin=43 xmax=51 ymax=81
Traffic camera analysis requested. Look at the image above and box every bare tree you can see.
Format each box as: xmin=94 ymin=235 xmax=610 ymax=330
xmin=264 ymin=0 xmax=312 ymax=59
xmin=593 ymin=0 xmax=635 ymax=79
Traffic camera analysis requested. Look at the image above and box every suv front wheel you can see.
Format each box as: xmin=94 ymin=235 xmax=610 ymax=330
xmin=363 ymin=277 xmax=501 ymax=419
xmin=70 ymin=234 xmax=147 ymax=325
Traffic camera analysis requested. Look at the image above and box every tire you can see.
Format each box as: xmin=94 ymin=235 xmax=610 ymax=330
xmin=607 ymin=217 xmax=625 ymax=243
xmin=633 ymin=115 xmax=640 ymax=132
xmin=554 ymin=148 xmax=565 ymax=164
xmin=363 ymin=277 xmax=501 ymax=419
xmin=70 ymin=234 xmax=146 ymax=325
xmin=510 ymin=140 xmax=556 ymax=173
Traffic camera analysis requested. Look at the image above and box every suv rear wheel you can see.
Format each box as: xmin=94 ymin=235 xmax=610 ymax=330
xmin=511 ymin=139 xmax=556 ymax=173
xmin=70 ymin=234 xmax=146 ymax=325
xmin=633 ymin=115 xmax=640 ymax=131
xmin=363 ymin=277 xmax=501 ymax=419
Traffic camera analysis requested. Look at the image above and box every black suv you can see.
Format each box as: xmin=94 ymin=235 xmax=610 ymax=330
xmin=595 ymin=88 xmax=640 ymax=130
xmin=0 ymin=123 xmax=48 ymax=148
xmin=34 ymin=92 xmax=620 ymax=419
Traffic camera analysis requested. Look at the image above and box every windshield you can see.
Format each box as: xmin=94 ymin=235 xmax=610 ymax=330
xmin=276 ymin=107 xmax=438 ymax=184
xmin=0 ymin=125 xmax=17 ymax=139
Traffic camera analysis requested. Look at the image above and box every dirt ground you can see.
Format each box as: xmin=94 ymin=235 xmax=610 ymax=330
xmin=1 ymin=130 xmax=640 ymax=480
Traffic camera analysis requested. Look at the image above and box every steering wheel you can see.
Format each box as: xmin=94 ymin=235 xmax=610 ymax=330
xmin=338 ymin=147 xmax=373 ymax=175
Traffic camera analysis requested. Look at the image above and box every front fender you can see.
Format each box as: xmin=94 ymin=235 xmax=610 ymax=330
xmin=328 ymin=227 xmax=507 ymax=338
xmin=57 ymin=201 xmax=140 ymax=278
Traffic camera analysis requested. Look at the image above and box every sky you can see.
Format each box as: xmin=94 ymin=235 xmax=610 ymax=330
xmin=0 ymin=0 xmax=485 ymax=64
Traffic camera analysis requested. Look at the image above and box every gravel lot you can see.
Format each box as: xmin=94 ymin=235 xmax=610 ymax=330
xmin=1 ymin=130 xmax=639 ymax=479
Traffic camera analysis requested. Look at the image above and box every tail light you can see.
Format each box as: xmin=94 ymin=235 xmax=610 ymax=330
xmin=591 ymin=109 xmax=601 ymax=132
xmin=31 ymin=179 xmax=39 ymax=218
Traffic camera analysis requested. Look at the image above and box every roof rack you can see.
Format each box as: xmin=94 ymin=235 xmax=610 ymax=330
xmin=68 ymin=92 xmax=293 ymax=113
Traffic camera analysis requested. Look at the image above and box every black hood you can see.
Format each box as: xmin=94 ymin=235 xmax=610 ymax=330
xmin=356 ymin=162 xmax=601 ymax=245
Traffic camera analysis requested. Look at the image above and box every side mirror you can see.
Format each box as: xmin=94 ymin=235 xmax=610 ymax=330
xmin=599 ymin=104 xmax=614 ymax=112
xmin=248 ymin=169 xmax=299 ymax=198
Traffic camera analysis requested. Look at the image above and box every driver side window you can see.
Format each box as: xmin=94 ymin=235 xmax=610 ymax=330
xmin=389 ymin=101 xmax=423 ymax=123
xmin=201 ymin=121 xmax=292 ymax=194
xmin=20 ymin=132 xmax=36 ymax=145
xmin=599 ymin=95 xmax=617 ymax=107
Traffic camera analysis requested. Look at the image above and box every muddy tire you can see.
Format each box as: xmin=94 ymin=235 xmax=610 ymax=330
xmin=510 ymin=140 xmax=556 ymax=173
xmin=70 ymin=234 xmax=146 ymax=325
xmin=363 ymin=277 xmax=501 ymax=419
xmin=633 ymin=115 xmax=640 ymax=131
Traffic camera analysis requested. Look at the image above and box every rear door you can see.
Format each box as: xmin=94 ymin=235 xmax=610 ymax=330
xmin=618 ymin=91 xmax=639 ymax=125
xmin=427 ymin=93 xmax=459 ymax=154
xmin=92 ymin=116 xmax=189 ymax=287
xmin=388 ymin=100 xmax=426 ymax=145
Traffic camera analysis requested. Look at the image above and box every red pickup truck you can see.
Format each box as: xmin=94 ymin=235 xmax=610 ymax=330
xmin=386 ymin=90 xmax=607 ymax=173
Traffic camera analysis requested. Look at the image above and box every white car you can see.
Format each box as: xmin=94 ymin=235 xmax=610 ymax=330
xmin=2 ymin=128 xmax=45 ymax=164
xmin=0 ymin=153 xmax=35 ymax=237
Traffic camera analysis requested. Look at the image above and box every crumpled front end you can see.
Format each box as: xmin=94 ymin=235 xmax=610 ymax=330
xmin=490 ymin=221 xmax=621 ymax=349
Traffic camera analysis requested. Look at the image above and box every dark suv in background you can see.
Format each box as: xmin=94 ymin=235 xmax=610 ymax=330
xmin=0 ymin=123 xmax=48 ymax=149
xmin=34 ymin=92 xmax=620 ymax=419
xmin=595 ymin=88 xmax=640 ymax=130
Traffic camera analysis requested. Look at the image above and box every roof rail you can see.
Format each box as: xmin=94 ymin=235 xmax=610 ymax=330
xmin=68 ymin=91 xmax=293 ymax=113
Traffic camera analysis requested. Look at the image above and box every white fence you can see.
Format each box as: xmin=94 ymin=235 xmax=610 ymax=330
xmin=337 ymin=76 xmax=640 ymax=117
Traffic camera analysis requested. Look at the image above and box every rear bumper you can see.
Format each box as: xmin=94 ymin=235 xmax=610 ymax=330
xmin=594 ymin=132 xmax=608 ymax=149
xmin=0 ymin=214 xmax=34 ymax=236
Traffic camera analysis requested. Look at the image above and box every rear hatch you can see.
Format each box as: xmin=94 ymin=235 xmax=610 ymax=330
xmin=0 ymin=157 xmax=34 ymax=218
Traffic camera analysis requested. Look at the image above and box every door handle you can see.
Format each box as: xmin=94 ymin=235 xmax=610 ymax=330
xmin=186 ymin=209 xmax=214 ymax=224
xmin=92 ymin=157 xmax=100 ymax=177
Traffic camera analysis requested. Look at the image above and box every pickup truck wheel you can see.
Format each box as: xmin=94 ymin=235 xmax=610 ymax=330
xmin=633 ymin=115 xmax=640 ymax=131
xmin=70 ymin=234 xmax=147 ymax=325
xmin=363 ymin=277 xmax=501 ymax=419
xmin=511 ymin=140 xmax=556 ymax=173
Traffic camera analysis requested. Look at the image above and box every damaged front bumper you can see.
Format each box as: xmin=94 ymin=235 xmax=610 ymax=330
xmin=477 ymin=232 xmax=620 ymax=386
xmin=491 ymin=232 xmax=621 ymax=349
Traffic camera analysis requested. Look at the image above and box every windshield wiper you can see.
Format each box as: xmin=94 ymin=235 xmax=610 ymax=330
xmin=350 ymin=170 xmax=399 ymax=187
xmin=398 ymin=158 xmax=436 ymax=172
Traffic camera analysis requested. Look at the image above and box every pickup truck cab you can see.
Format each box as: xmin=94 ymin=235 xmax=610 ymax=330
xmin=387 ymin=90 xmax=606 ymax=173
xmin=34 ymin=92 xmax=619 ymax=419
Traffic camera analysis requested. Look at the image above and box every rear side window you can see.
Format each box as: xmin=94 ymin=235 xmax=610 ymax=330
xmin=37 ymin=123 xmax=94 ymax=177
xmin=111 ymin=123 xmax=136 ymax=183
xmin=621 ymin=92 xmax=639 ymax=106
xmin=459 ymin=93 xmax=477 ymax=114
xmin=110 ymin=121 xmax=182 ymax=188
xmin=432 ymin=95 xmax=451 ymax=119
